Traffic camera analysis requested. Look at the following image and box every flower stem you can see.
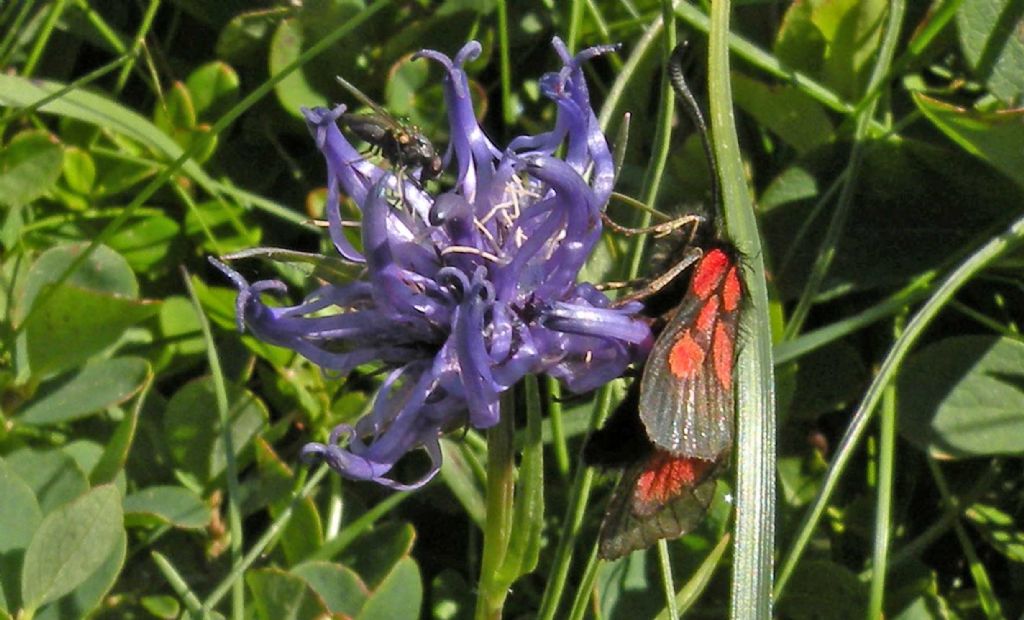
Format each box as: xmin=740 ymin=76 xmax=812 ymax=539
xmin=475 ymin=389 xmax=517 ymax=620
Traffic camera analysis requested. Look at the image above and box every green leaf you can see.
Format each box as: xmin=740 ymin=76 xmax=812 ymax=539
xmin=913 ymin=93 xmax=1024 ymax=189
xmin=269 ymin=18 xmax=328 ymax=118
xmin=33 ymin=529 xmax=125 ymax=620
xmin=124 ymin=486 xmax=211 ymax=530
xmin=185 ymin=61 xmax=241 ymax=120
xmin=90 ymin=372 xmax=149 ymax=485
xmin=774 ymin=0 xmax=887 ymax=99
xmin=140 ymin=594 xmax=180 ymax=619
xmin=106 ymin=214 xmax=182 ymax=274
xmin=246 ymin=568 xmax=329 ymax=620
xmin=164 ymin=377 xmax=268 ymax=484
xmin=0 ymin=459 xmax=43 ymax=552
xmin=358 ymin=557 xmax=422 ymax=620
xmin=341 ymin=522 xmax=415 ymax=589
xmin=292 ymin=561 xmax=369 ymax=617
xmin=0 ymin=130 xmax=64 ymax=207
xmin=153 ymin=82 xmax=196 ymax=134
xmin=898 ymin=335 xmax=1024 ymax=458
xmin=777 ymin=560 xmax=865 ymax=620
xmin=24 ymin=283 xmax=159 ymax=379
xmin=4 ymin=449 xmax=89 ymax=514
xmin=760 ymin=165 xmax=819 ymax=212
xmin=956 ymin=0 xmax=1024 ymax=104
xmin=0 ymin=459 xmax=43 ymax=610
xmin=61 ymin=146 xmax=96 ymax=195
xmin=732 ymin=72 xmax=834 ymax=154
xmin=20 ymin=485 xmax=123 ymax=612
xmin=16 ymin=357 xmax=149 ymax=425
xmin=216 ymin=8 xmax=290 ymax=65
xmin=965 ymin=503 xmax=1024 ymax=562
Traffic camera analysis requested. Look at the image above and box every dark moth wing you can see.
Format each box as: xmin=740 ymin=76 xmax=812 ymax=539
xmin=637 ymin=247 xmax=741 ymax=459
xmin=597 ymin=450 xmax=722 ymax=560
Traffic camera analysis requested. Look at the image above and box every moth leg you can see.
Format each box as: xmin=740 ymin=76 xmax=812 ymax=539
xmin=611 ymin=246 xmax=703 ymax=308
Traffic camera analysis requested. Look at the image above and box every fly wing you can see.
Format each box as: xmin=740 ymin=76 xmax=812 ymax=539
xmin=638 ymin=248 xmax=740 ymax=459
xmin=597 ymin=450 xmax=721 ymax=560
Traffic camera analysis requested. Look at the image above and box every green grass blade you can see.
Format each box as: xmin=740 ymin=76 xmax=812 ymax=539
xmin=707 ymin=1 xmax=775 ymax=617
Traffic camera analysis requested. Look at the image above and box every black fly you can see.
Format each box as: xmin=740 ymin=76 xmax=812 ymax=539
xmin=336 ymin=75 xmax=443 ymax=182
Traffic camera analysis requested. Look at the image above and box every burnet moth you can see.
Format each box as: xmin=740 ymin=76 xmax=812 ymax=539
xmin=586 ymin=43 xmax=742 ymax=560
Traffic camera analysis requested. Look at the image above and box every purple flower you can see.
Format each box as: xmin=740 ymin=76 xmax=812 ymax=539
xmin=212 ymin=38 xmax=652 ymax=489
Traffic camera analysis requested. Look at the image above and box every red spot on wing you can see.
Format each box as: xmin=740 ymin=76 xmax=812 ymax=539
xmin=722 ymin=265 xmax=741 ymax=312
xmin=668 ymin=331 xmax=703 ymax=378
xmin=713 ymin=321 xmax=734 ymax=391
xmin=695 ymin=296 xmax=719 ymax=333
xmin=690 ymin=249 xmax=730 ymax=300
xmin=635 ymin=452 xmax=714 ymax=507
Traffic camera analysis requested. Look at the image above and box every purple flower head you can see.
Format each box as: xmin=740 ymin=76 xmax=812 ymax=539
xmin=212 ymin=38 xmax=652 ymax=489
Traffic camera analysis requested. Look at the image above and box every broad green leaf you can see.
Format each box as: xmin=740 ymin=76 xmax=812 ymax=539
xmin=269 ymin=18 xmax=328 ymax=118
xmin=342 ymin=522 xmax=415 ymax=590
xmin=216 ymin=8 xmax=290 ymax=64
xmin=732 ymin=72 xmax=834 ymax=153
xmin=0 ymin=459 xmax=43 ymax=551
xmin=0 ymin=460 xmax=43 ymax=611
xmin=774 ymin=0 xmax=887 ymax=100
xmin=4 ymin=449 xmax=89 ymax=515
xmin=17 ymin=357 xmax=149 ymax=425
xmin=777 ymin=560 xmax=865 ymax=619
xmin=164 ymin=377 xmax=269 ymax=484
xmin=106 ymin=214 xmax=182 ymax=274
xmin=33 ymin=529 xmax=125 ymax=620
xmin=124 ymin=486 xmax=211 ymax=530
xmin=140 ymin=594 xmax=180 ymax=619
xmin=913 ymin=93 xmax=1024 ymax=189
xmin=90 ymin=372 xmax=148 ymax=485
xmin=153 ymin=82 xmax=196 ymax=136
xmin=0 ymin=130 xmax=64 ymax=207
xmin=17 ymin=242 xmax=138 ymax=314
xmin=61 ymin=146 xmax=95 ymax=195
xmin=25 ymin=283 xmax=159 ymax=379
xmin=292 ymin=561 xmax=369 ymax=617
xmin=60 ymin=442 xmax=105 ymax=482
xmin=185 ymin=61 xmax=241 ymax=120
xmin=358 ymin=557 xmax=422 ymax=620
xmin=760 ymin=166 xmax=820 ymax=212
xmin=246 ymin=568 xmax=329 ymax=620
xmin=154 ymin=296 xmax=206 ymax=371
xmin=21 ymin=485 xmax=123 ymax=611
xmin=785 ymin=341 xmax=867 ymax=421
xmin=898 ymin=335 xmax=1024 ymax=458
xmin=956 ymin=0 xmax=1024 ymax=104
xmin=966 ymin=503 xmax=1024 ymax=562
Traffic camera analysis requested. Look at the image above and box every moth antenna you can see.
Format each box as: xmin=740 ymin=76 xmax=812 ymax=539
xmin=668 ymin=43 xmax=720 ymax=221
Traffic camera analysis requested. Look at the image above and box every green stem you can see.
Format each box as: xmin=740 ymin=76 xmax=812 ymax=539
xmin=475 ymin=390 xmax=516 ymax=620
xmin=867 ymin=365 xmax=899 ymax=618
xmin=20 ymin=0 xmax=66 ymax=77
xmin=182 ymin=268 xmax=244 ymax=620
